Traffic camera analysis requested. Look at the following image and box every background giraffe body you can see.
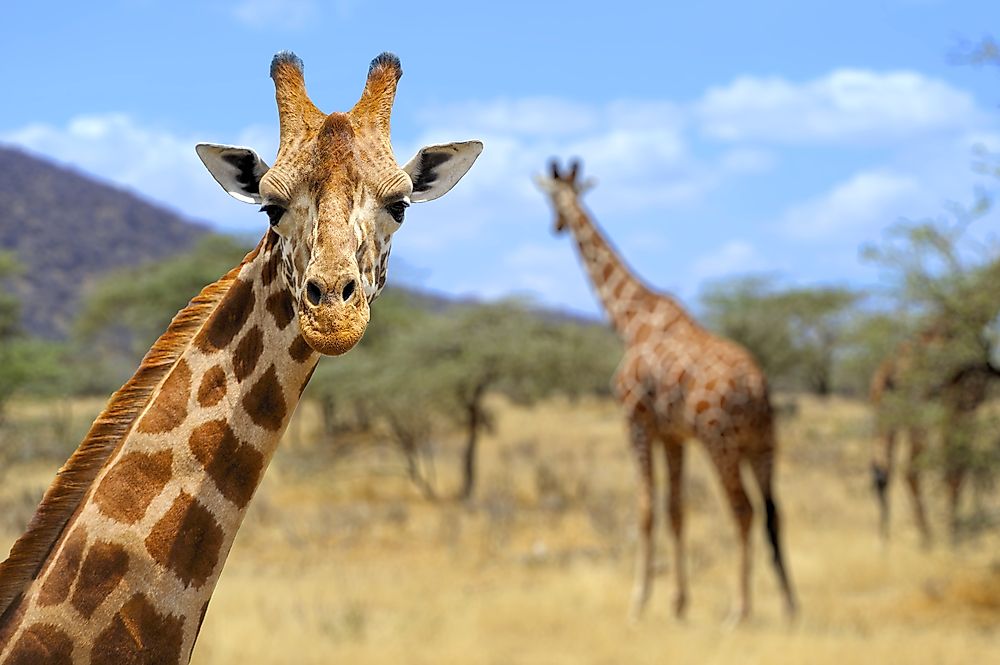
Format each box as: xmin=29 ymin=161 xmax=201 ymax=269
xmin=871 ymin=325 xmax=998 ymax=544
xmin=0 ymin=51 xmax=481 ymax=664
xmin=537 ymin=161 xmax=796 ymax=622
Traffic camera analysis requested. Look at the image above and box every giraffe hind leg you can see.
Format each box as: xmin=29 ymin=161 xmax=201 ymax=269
xmin=627 ymin=412 xmax=657 ymax=624
xmin=905 ymin=428 xmax=931 ymax=547
xmin=748 ymin=449 xmax=797 ymax=619
xmin=705 ymin=444 xmax=753 ymax=625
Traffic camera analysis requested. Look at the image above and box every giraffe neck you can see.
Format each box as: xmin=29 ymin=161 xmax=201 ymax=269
xmin=558 ymin=192 xmax=689 ymax=340
xmin=0 ymin=231 xmax=319 ymax=664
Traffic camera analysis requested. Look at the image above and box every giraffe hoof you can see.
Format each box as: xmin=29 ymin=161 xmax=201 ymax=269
xmin=627 ymin=598 xmax=648 ymax=626
xmin=722 ymin=605 xmax=750 ymax=630
xmin=673 ymin=593 xmax=688 ymax=620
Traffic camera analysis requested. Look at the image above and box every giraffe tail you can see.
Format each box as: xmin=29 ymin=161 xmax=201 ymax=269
xmin=748 ymin=449 xmax=798 ymax=619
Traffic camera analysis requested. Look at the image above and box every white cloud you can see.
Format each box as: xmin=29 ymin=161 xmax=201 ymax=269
xmin=691 ymin=241 xmax=769 ymax=283
xmin=779 ymin=170 xmax=922 ymax=240
xmin=419 ymin=98 xmax=599 ymax=137
xmin=412 ymin=97 xmax=733 ymax=219
xmin=2 ymin=113 xmax=276 ymax=232
xmin=698 ymin=69 xmax=979 ymax=143
xmin=2 ymin=65 xmax=995 ymax=315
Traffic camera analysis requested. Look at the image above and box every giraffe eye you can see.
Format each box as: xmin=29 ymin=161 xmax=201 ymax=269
xmin=386 ymin=200 xmax=408 ymax=223
xmin=259 ymin=204 xmax=286 ymax=226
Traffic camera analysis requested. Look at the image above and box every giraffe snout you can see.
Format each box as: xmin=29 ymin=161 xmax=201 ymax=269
xmin=298 ymin=269 xmax=370 ymax=356
xmin=304 ymin=275 xmax=359 ymax=307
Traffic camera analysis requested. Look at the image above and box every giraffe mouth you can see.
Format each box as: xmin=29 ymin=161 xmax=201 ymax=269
xmin=297 ymin=298 xmax=370 ymax=356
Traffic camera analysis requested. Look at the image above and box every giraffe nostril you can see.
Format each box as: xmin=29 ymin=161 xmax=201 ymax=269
xmin=305 ymin=280 xmax=323 ymax=307
xmin=341 ymin=280 xmax=356 ymax=303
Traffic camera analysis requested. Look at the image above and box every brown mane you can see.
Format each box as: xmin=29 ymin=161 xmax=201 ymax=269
xmin=0 ymin=242 xmax=261 ymax=620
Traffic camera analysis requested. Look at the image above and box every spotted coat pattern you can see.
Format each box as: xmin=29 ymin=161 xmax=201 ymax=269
xmin=0 ymin=50 xmax=424 ymax=665
xmin=0 ymin=238 xmax=317 ymax=664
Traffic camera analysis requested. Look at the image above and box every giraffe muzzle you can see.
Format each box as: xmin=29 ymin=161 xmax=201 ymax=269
xmin=298 ymin=273 xmax=370 ymax=356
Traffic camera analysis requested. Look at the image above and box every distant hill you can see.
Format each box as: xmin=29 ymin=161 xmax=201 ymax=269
xmin=0 ymin=145 xmax=208 ymax=338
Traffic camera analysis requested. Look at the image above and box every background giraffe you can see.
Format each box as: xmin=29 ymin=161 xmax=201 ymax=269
xmin=871 ymin=324 xmax=1000 ymax=544
xmin=535 ymin=160 xmax=796 ymax=623
xmin=0 ymin=51 xmax=481 ymax=664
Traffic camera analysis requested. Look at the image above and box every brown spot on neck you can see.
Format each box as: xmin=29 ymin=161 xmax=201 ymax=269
xmin=144 ymin=493 xmax=224 ymax=589
xmin=94 ymin=450 xmax=173 ymax=525
xmin=288 ymin=335 xmax=313 ymax=363
xmin=188 ymin=420 xmax=265 ymax=509
xmin=136 ymin=359 xmax=192 ymax=434
xmin=232 ymin=326 xmax=265 ymax=383
xmin=70 ymin=541 xmax=129 ymax=619
xmin=262 ymin=246 xmax=283 ymax=287
xmin=266 ymin=289 xmax=295 ymax=330
xmin=36 ymin=526 xmax=87 ymax=607
xmin=195 ymin=278 xmax=255 ymax=352
xmin=5 ymin=623 xmax=73 ymax=664
xmin=197 ymin=365 xmax=227 ymax=407
xmin=91 ymin=593 xmax=184 ymax=665
xmin=242 ymin=364 xmax=287 ymax=432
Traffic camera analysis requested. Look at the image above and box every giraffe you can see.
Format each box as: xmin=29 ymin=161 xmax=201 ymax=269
xmin=535 ymin=160 xmax=796 ymax=623
xmin=0 ymin=51 xmax=482 ymax=664
xmin=871 ymin=324 xmax=999 ymax=544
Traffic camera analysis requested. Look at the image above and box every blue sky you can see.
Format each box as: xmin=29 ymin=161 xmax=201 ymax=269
xmin=2 ymin=0 xmax=999 ymax=318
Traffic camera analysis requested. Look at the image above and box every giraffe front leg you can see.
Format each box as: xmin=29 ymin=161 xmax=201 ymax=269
xmin=627 ymin=415 xmax=656 ymax=625
xmin=663 ymin=438 xmax=688 ymax=619
xmin=872 ymin=427 xmax=897 ymax=543
xmin=905 ymin=428 xmax=931 ymax=548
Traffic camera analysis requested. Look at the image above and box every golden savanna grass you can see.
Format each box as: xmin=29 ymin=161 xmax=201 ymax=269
xmin=1 ymin=395 xmax=998 ymax=663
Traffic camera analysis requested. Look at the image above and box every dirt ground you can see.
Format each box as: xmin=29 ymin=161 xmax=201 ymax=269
xmin=2 ymin=395 xmax=998 ymax=664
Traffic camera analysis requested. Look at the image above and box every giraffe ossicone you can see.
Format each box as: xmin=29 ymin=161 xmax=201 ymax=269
xmin=0 ymin=51 xmax=481 ymax=664
xmin=536 ymin=159 xmax=797 ymax=624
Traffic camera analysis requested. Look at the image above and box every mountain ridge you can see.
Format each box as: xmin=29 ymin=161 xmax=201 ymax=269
xmin=0 ymin=144 xmax=209 ymax=338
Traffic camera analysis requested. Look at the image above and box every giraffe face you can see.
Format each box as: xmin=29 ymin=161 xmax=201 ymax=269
xmin=197 ymin=52 xmax=482 ymax=356
xmin=535 ymin=158 xmax=593 ymax=235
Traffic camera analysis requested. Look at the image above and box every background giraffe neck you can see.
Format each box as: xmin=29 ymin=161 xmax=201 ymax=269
xmin=0 ymin=231 xmax=319 ymax=664
xmin=562 ymin=196 xmax=688 ymax=339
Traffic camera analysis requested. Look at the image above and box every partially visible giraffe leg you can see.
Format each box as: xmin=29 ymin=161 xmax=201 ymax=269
xmin=905 ymin=427 xmax=931 ymax=547
xmin=626 ymin=408 xmax=657 ymax=624
xmin=662 ymin=437 xmax=688 ymax=619
xmin=945 ymin=462 xmax=967 ymax=545
xmin=872 ymin=427 xmax=897 ymax=542
xmin=747 ymin=447 xmax=797 ymax=619
xmin=706 ymin=445 xmax=753 ymax=624
xmin=943 ymin=414 xmax=972 ymax=545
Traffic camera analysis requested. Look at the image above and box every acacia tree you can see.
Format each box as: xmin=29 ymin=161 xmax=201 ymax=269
xmin=700 ymin=276 xmax=858 ymax=394
xmin=862 ymin=198 xmax=1000 ymax=487
xmin=425 ymin=304 xmax=619 ymax=500
xmin=776 ymin=287 xmax=860 ymax=394
xmin=309 ymin=297 xmax=620 ymax=500
xmin=75 ymin=235 xmax=252 ymax=386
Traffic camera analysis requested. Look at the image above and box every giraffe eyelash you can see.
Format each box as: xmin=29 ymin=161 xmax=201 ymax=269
xmin=259 ymin=204 xmax=286 ymax=226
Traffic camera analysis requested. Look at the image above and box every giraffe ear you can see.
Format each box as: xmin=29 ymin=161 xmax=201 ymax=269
xmin=195 ymin=143 xmax=270 ymax=204
xmin=402 ymin=141 xmax=483 ymax=203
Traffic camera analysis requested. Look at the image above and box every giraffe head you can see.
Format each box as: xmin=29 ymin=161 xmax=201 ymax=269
xmin=196 ymin=52 xmax=482 ymax=356
xmin=534 ymin=158 xmax=596 ymax=233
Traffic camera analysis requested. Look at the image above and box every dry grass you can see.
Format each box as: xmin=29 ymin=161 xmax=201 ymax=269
xmin=2 ymin=395 xmax=999 ymax=663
